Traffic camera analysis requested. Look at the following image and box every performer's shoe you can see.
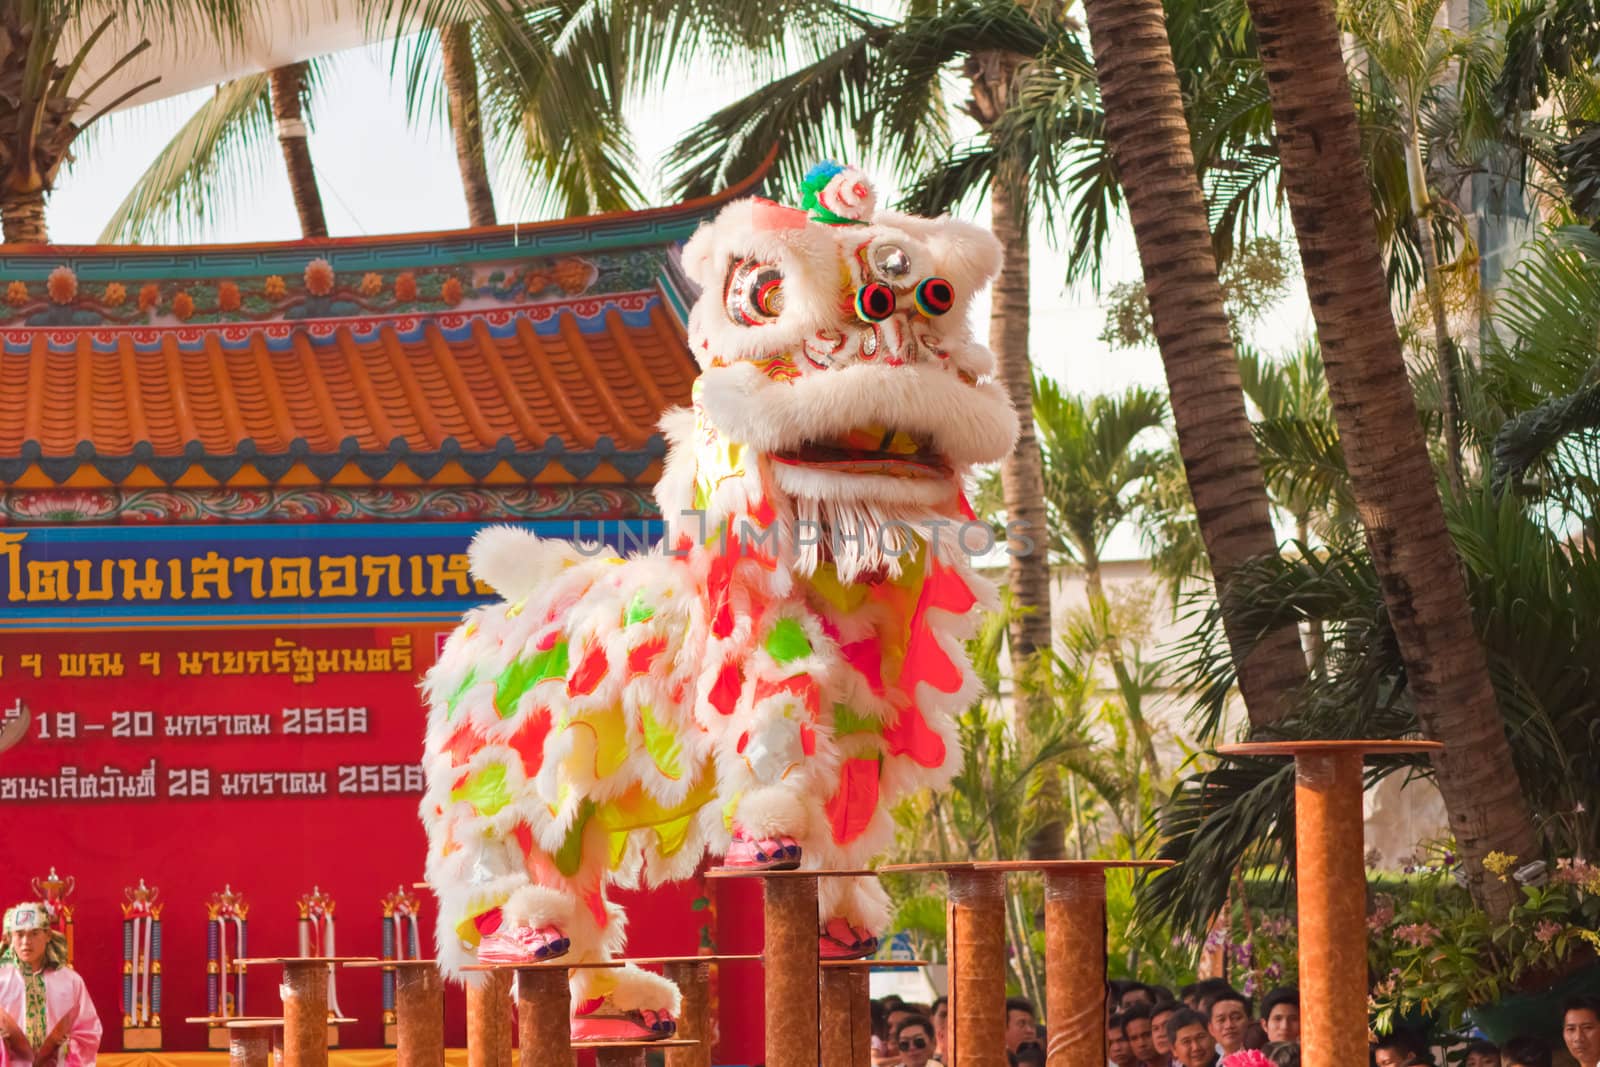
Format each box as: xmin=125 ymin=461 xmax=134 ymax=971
xmin=725 ymin=828 xmax=801 ymax=870
xmin=819 ymin=916 xmax=879 ymax=961
xmin=571 ymin=996 xmax=676 ymax=1041
xmin=476 ymin=923 xmax=570 ymax=964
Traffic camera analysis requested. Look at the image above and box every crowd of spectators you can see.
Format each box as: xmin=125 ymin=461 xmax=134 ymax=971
xmin=866 ymin=979 xmax=1600 ymax=1067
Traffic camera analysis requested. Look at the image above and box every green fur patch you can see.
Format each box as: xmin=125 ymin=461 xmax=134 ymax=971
xmin=452 ymin=763 xmax=510 ymax=816
xmin=554 ymin=800 xmax=597 ymax=877
xmin=493 ymin=640 xmax=569 ymax=718
xmin=625 ymin=590 xmax=655 ymax=626
xmin=764 ymin=618 xmax=811 ymax=664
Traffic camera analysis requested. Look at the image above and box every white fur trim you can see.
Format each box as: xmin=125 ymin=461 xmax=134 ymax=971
xmin=733 ymin=785 xmax=810 ymax=840
xmin=698 ymin=360 xmax=1018 ymax=467
xmin=467 ymin=525 xmax=581 ymax=599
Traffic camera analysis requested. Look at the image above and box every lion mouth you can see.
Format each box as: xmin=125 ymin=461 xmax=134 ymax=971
xmin=770 ymin=427 xmax=950 ymax=478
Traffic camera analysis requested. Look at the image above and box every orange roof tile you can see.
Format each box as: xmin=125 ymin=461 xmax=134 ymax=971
xmin=0 ymin=294 xmax=695 ymax=487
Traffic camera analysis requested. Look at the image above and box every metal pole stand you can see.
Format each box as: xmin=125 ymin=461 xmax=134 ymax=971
xmin=975 ymin=861 xmax=1171 ymax=1067
xmin=705 ymin=867 xmax=880 ymax=1067
xmin=820 ymin=959 xmax=930 ymax=1067
xmin=234 ymin=956 xmax=370 ymax=1067
xmin=344 ymin=959 xmax=443 ymax=1067
xmin=221 ymin=1019 xmax=281 ymax=1067
xmin=880 ymin=863 xmax=1008 ymax=1067
xmin=1219 ymin=740 xmax=1442 ymax=1067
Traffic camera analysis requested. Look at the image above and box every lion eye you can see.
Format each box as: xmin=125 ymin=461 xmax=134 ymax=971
xmin=724 ymin=259 xmax=785 ymax=325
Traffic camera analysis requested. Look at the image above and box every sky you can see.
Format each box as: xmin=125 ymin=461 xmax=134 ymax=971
xmin=46 ymin=36 xmax=1318 ymax=556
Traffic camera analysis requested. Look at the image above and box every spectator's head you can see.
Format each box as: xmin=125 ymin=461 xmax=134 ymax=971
xmin=888 ymin=1002 xmax=927 ymax=1037
xmin=894 ymin=1015 xmax=936 ymax=1067
xmin=1209 ymin=991 xmax=1253 ymax=1055
xmin=1122 ymin=984 xmax=1157 ymax=1012
xmin=1564 ymin=996 xmax=1600 ymax=1067
xmin=1179 ymin=984 xmax=1203 ymax=1010
xmin=931 ymin=996 xmax=949 ymax=1053
xmin=1260 ymin=988 xmax=1300 ymax=1045
xmin=1373 ymin=1031 xmax=1429 ymax=1067
xmin=1007 ymin=997 xmax=1039 ymax=1054
xmin=1502 ymin=1035 xmax=1553 ymax=1067
xmin=1015 ymin=1045 xmax=1047 ymax=1067
xmin=871 ymin=999 xmax=889 ymax=1041
xmin=1123 ymin=1003 xmax=1158 ymax=1065
xmin=1151 ymin=1000 xmax=1179 ymax=1056
xmin=1463 ymin=1040 xmax=1499 ymax=1067
xmin=1196 ymin=979 xmax=1239 ymax=1015
xmin=1109 ymin=1011 xmax=1137 ymax=1067
xmin=1169 ymin=1007 xmax=1216 ymax=1067
xmin=1 ymin=903 xmax=60 ymax=970
xmin=1264 ymin=1042 xmax=1300 ymax=1067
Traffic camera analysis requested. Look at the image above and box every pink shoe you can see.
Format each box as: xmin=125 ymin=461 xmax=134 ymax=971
xmin=725 ymin=827 xmax=801 ymax=871
xmin=820 ymin=916 xmax=879 ymax=960
xmin=571 ymin=996 xmax=676 ymax=1040
xmin=476 ymin=923 xmax=570 ymax=964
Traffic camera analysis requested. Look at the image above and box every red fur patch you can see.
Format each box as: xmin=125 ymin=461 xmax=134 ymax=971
xmin=627 ymin=636 xmax=667 ymax=677
xmin=825 ymin=759 xmax=881 ymax=845
xmin=567 ymin=642 xmax=608 ymax=696
xmin=882 ymin=703 xmax=946 ymax=768
xmin=508 ymin=708 xmax=553 ymax=777
xmin=709 ymin=660 xmax=743 ymax=716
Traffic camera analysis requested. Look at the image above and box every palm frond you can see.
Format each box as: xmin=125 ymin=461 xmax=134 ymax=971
xmin=96 ymin=72 xmax=276 ymax=243
xmin=664 ymin=29 xmax=884 ymax=202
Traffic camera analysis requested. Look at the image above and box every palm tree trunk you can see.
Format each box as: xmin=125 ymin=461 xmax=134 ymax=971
xmin=441 ymin=23 xmax=497 ymax=228
xmin=969 ymin=48 xmax=1061 ymax=861
xmin=1241 ymin=0 xmax=1536 ymax=916
xmin=1404 ymin=119 xmax=1466 ymax=490
xmin=1 ymin=189 xmax=47 ymax=244
xmin=268 ymin=63 xmax=328 ymax=240
xmin=1079 ymin=0 xmax=1306 ymax=731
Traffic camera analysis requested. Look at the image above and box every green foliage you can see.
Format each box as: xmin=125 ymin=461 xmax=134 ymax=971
xmin=1098 ymin=237 xmax=1298 ymax=350
xmin=1368 ymin=854 xmax=1600 ymax=1034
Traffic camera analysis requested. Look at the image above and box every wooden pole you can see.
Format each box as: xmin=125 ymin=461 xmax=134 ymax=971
xmin=1043 ymin=869 xmax=1106 ymax=1067
xmin=516 ymin=966 xmax=572 ymax=1067
xmin=279 ymin=962 xmax=329 ymax=1067
xmin=466 ymin=970 xmax=511 ymax=1067
xmin=395 ymin=965 xmax=445 ymax=1067
xmin=763 ymin=875 xmax=821 ymax=1067
xmin=948 ymin=869 xmax=1008 ymax=1067
xmin=662 ymin=960 xmax=712 ymax=1067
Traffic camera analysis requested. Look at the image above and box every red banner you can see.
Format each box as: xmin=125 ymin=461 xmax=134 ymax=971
xmin=0 ymin=625 xmax=764 ymax=1058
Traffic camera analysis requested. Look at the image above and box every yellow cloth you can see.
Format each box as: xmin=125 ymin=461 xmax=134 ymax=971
xmin=100 ymin=1052 xmax=471 ymax=1067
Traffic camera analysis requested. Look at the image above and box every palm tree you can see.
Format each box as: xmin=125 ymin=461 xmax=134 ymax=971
xmin=0 ymin=1 xmax=207 ymax=242
xmin=439 ymin=23 xmax=495 ymax=226
xmin=1029 ymin=378 xmax=1171 ymax=778
xmin=1340 ymin=0 xmax=1502 ymax=489
xmin=1236 ymin=0 xmax=1536 ymax=915
xmin=268 ymin=63 xmax=327 ymax=238
xmin=1070 ymin=0 xmax=1308 ymax=731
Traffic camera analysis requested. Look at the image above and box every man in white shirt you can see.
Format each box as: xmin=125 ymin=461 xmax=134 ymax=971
xmin=0 ymin=904 xmax=101 ymax=1066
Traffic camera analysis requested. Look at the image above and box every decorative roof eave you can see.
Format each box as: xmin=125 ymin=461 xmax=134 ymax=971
xmin=0 ymin=435 xmax=670 ymax=488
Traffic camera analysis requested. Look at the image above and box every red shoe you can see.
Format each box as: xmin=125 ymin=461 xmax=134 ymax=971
xmin=571 ymin=996 xmax=676 ymax=1041
xmin=476 ymin=923 xmax=570 ymax=964
xmin=820 ymin=916 xmax=879 ymax=960
xmin=725 ymin=828 xmax=801 ymax=871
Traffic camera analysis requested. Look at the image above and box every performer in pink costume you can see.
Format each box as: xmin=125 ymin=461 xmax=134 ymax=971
xmin=0 ymin=904 xmax=101 ymax=1066
xmin=420 ymin=162 xmax=1018 ymax=1041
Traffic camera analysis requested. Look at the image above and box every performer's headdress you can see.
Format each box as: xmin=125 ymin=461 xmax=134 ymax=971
xmin=2 ymin=902 xmax=68 ymax=968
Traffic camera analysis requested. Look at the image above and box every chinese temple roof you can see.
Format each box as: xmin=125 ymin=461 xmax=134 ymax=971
xmin=0 ymin=172 xmax=755 ymax=492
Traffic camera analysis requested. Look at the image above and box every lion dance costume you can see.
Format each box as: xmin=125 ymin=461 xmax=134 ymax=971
xmin=420 ymin=162 xmax=1019 ymax=1040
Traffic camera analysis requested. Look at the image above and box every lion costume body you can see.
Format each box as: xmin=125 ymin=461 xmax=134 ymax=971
xmin=419 ymin=163 xmax=1018 ymax=1038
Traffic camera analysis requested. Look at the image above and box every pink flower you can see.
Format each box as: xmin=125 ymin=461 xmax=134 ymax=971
xmin=1536 ymin=921 xmax=1562 ymax=944
xmin=1394 ymin=923 xmax=1440 ymax=946
xmin=1223 ymin=1051 xmax=1275 ymax=1067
